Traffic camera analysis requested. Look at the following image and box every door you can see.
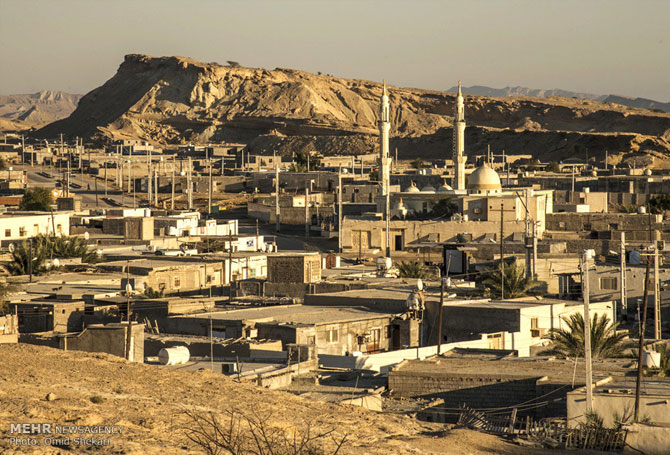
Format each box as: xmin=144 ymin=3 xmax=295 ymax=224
xmin=394 ymin=234 xmax=403 ymax=251
xmin=487 ymin=332 xmax=504 ymax=350
xmin=352 ymin=231 xmax=370 ymax=252
xmin=366 ymin=328 xmax=381 ymax=353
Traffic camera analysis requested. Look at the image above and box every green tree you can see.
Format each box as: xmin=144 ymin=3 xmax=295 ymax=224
xmin=483 ymin=262 xmax=540 ymax=299
xmin=541 ymin=313 xmax=629 ymax=359
xmin=36 ymin=235 xmax=99 ymax=263
xmin=410 ymin=158 xmax=424 ymax=169
xmin=6 ymin=240 xmax=48 ymax=276
xmin=0 ymin=281 xmax=17 ymax=315
xmin=648 ymin=194 xmax=670 ymax=214
xmin=397 ymin=261 xmax=429 ymax=279
xmin=546 ymin=161 xmax=560 ymax=173
xmin=429 ymin=198 xmax=459 ymax=219
xmin=291 ymin=150 xmax=322 ymax=172
xmin=19 ymin=187 xmax=54 ymax=211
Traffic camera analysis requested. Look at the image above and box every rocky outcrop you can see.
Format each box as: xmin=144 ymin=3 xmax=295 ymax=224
xmin=35 ymin=54 xmax=670 ymax=165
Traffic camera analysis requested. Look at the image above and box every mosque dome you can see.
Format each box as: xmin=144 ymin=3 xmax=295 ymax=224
xmin=420 ymin=185 xmax=436 ymax=193
xmin=437 ymin=180 xmax=453 ymax=193
xmin=404 ymin=181 xmax=420 ymax=193
xmin=467 ymin=162 xmax=502 ymax=193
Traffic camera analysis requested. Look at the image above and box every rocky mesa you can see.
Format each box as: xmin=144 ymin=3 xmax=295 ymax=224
xmin=35 ymin=54 xmax=670 ymax=166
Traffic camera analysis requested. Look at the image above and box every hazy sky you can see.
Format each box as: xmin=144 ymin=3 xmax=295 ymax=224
xmin=1 ymin=0 xmax=668 ymax=100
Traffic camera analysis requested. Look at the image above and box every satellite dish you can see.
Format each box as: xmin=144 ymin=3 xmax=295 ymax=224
xmin=83 ymin=232 xmax=90 ymax=240
xmin=52 ymin=258 xmax=60 ymax=267
xmin=416 ymin=279 xmax=424 ymax=291
xmin=125 ymin=283 xmax=133 ymax=293
xmin=8 ymin=243 xmax=15 ymax=253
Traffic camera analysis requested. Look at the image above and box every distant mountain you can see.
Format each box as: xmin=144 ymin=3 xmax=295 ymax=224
xmin=603 ymin=95 xmax=670 ymax=114
xmin=0 ymin=90 xmax=82 ymax=128
xmin=447 ymin=85 xmax=606 ymax=101
xmin=448 ymin=85 xmax=670 ymax=113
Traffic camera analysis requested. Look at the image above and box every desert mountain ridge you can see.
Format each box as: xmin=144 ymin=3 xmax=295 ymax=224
xmin=0 ymin=90 xmax=82 ymax=129
xmin=33 ymin=54 xmax=670 ymax=166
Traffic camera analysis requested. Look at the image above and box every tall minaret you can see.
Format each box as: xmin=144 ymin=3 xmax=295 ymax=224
xmin=379 ymin=81 xmax=391 ymax=196
xmin=452 ymin=81 xmax=466 ymax=190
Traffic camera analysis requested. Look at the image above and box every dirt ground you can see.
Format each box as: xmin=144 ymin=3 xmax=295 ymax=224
xmin=0 ymin=344 xmax=565 ymax=455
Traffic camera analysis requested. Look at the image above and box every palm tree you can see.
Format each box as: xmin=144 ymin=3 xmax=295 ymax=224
xmin=541 ymin=313 xmax=628 ymax=359
xmin=483 ymin=262 xmax=540 ymax=299
xmin=6 ymin=240 xmax=47 ymax=276
xmin=397 ymin=261 xmax=429 ymax=279
xmin=35 ymin=235 xmax=99 ymax=263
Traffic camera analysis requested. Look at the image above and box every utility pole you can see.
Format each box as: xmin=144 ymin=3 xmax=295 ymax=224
xmin=208 ymin=158 xmax=213 ymax=215
xmin=28 ymin=238 xmax=33 ymax=283
xmin=571 ymin=166 xmax=576 ymax=193
xmin=620 ymin=231 xmax=626 ymax=324
xmin=187 ymin=157 xmax=193 ymax=210
xmin=154 ymin=169 xmax=158 ymax=206
xmin=338 ymin=166 xmax=343 ymax=253
xmin=95 ymin=174 xmax=99 ymax=208
xmin=654 ymin=235 xmax=661 ymax=340
xmin=500 ymin=203 xmax=504 ymax=299
xmin=437 ymin=276 xmax=445 ymax=355
xmin=228 ymin=232 xmax=233 ymax=305
xmin=148 ymin=151 xmax=152 ymax=207
xmin=171 ymin=157 xmax=175 ymax=210
xmin=104 ymin=163 xmax=108 ymax=197
xmin=125 ymin=261 xmax=133 ymax=361
xmin=275 ymin=154 xmax=280 ymax=232
xmin=304 ymin=183 xmax=309 ymax=238
xmin=582 ymin=250 xmax=594 ymax=413
xmin=127 ymin=148 xmax=132 ymax=193
xmin=635 ymin=250 xmax=652 ymax=421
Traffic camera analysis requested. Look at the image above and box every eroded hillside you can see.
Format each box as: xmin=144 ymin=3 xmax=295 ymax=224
xmin=35 ymin=54 xmax=670 ymax=165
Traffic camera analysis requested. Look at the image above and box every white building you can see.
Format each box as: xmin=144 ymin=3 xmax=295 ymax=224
xmin=0 ymin=213 xmax=70 ymax=241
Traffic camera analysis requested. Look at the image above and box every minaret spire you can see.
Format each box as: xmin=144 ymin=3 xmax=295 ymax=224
xmin=453 ymin=81 xmax=466 ymax=190
xmin=378 ymin=80 xmax=391 ymax=196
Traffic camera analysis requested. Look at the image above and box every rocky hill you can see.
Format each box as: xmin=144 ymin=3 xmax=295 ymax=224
xmin=35 ymin=54 xmax=670 ymax=166
xmin=0 ymin=90 xmax=82 ymax=131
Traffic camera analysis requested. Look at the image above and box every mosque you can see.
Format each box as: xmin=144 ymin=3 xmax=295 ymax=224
xmin=341 ymin=81 xmax=553 ymax=256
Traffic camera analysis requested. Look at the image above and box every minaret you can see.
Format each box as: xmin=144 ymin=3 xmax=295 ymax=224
xmin=453 ymin=81 xmax=466 ymax=190
xmin=379 ymin=81 xmax=391 ymax=196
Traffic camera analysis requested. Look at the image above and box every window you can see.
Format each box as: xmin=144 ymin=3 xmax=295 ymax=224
xmin=206 ymin=275 xmax=213 ymax=283
xmin=600 ymin=277 xmax=617 ymax=290
xmin=174 ymin=277 xmax=181 ymax=288
xmin=19 ymin=227 xmax=26 ymax=237
xmin=158 ymin=283 xmax=166 ymax=291
xmin=4 ymin=229 xmax=10 ymax=237
xmin=325 ymin=328 xmax=339 ymax=343
xmin=531 ymin=317 xmax=539 ymax=329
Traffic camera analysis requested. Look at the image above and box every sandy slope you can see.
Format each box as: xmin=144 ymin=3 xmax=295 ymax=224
xmin=0 ymin=343 xmax=558 ymax=455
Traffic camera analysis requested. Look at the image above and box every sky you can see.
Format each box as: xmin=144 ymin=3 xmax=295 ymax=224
xmin=1 ymin=0 xmax=669 ymax=101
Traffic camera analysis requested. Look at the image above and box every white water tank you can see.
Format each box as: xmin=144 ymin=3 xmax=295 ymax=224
xmin=642 ymin=350 xmax=661 ymax=368
xmin=158 ymin=346 xmax=190 ymax=365
xmin=638 ymin=206 xmax=647 ymax=214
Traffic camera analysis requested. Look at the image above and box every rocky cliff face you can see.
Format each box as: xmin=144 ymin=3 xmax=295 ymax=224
xmin=36 ymin=54 xmax=670 ymax=166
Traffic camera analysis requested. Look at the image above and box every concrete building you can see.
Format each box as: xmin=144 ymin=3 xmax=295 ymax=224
xmin=388 ymin=352 xmax=632 ymax=423
xmin=9 ymin=300 xmax=85 ymax=333
xmin=0 ymin=213 xmax=70 ymax=241
xmin=267 ymin=253 xmax=321 ymax=284
xmin=167 ymin=304 xmax=413 ymax=355
xmin=59 ymin=322 xmax=144 ymax=362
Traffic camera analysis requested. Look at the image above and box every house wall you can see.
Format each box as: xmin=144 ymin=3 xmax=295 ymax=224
xmin=59 ymin=323 xmax=144 ymax=362
xmin=341 ymin=218 xmax=526 ymax=253
xmin=567 ymin=389 xmax=670 ymax=428
xmin=267 ymin=254 xmax=321 ymax=283
xmin=0 ymin=213 xmax=70 ymax=240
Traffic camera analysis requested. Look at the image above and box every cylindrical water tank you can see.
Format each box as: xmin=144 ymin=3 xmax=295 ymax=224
xmin=638 ymin=206 xmax=647 ymax=214
xmin=642 ymin=350 xmax=661 ymax=368
xmin=144 ymin=208 xmax=151 ymax=217
xmin=158 ymin=346 xmax=190 ymax=365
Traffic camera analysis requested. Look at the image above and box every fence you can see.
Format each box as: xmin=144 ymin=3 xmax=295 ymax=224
xmin=457 ymin=406 xmax=628 ymax=452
